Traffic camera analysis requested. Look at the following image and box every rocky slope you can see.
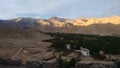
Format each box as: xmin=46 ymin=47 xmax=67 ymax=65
xmin=0 ymin=15 xmax=120 ymax=37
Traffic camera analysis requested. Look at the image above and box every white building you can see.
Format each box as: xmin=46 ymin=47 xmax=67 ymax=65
xmin=66 ymin=44 xmax=71 ymax=50
xmin=80 ymin=47 xmax=90 ymax=56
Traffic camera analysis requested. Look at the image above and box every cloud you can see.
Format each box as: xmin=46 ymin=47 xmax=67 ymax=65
xmin=0 ymin=0 xmax=120 ymax=19
xmin=100 ymin=2 xmax=120 ymax=17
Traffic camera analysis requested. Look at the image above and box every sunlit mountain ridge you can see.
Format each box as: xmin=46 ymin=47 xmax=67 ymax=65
xmin=0 ymin=15 xmax=120 ymax=36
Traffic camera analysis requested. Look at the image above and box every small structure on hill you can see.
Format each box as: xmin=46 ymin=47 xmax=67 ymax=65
xmin=99 ymin=50 xmax=105 ymax=56
xmin=80 ymin=47 xmax=90 ymax=56
xmin=66 ymin=44 xmax=71 ymax=50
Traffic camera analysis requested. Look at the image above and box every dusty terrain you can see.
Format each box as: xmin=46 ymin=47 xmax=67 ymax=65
xmin=0 ymin=32 xmax=53 ymax=64
xmin=0 ymin=16 xmax=120 ymax=68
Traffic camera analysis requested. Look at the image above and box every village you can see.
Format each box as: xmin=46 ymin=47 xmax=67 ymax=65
xmin=0 ymin=42 xmax=119 ymax=68
xmin=0 ymin=33 xmax=120 ymax=68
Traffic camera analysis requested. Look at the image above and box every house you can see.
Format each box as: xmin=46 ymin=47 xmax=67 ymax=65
xmin=66 ymin=44 xmax=71 ymax=50
xmin=80 ymin=47 xmax=90 ymax=56
xmin=99 ymin=50 xmax=105 ymax=56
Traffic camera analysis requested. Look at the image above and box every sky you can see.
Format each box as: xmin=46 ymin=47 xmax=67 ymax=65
xmin=0 ymin=0 xmax=120 ymax=19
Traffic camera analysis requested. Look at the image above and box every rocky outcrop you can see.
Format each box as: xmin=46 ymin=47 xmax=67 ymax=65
xmin=0 ymin=16 xmax=120 ymax=36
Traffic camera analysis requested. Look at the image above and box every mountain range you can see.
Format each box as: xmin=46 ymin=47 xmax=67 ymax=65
xmin=0 ymin=15 xmax=120 ymax=38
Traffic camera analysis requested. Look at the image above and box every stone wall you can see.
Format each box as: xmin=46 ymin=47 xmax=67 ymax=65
xmin=75 ymin=61 xmax=116 ymax=68
xmin=43 ymin=61 xmax=59 ymax=68
xmin=0 ymin=57 xmax=22 ymax=66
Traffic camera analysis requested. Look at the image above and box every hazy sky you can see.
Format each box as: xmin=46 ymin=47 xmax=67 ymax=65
xmin=0 ymin=0 xmax=120 ymax=19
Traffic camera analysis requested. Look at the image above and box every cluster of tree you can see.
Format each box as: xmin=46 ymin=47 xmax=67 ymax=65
xmin=58 ymin=57 xmax=79 ymax=68
xmin=43 ymin=32 xmax=120 ymax=55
